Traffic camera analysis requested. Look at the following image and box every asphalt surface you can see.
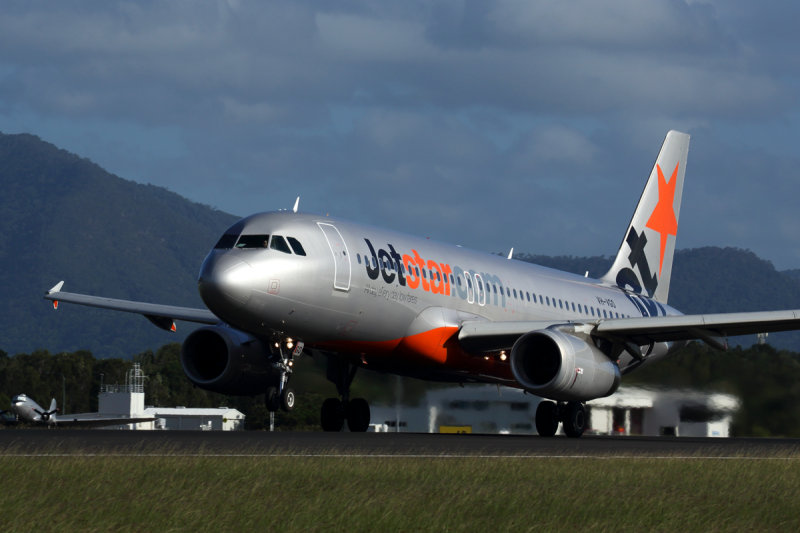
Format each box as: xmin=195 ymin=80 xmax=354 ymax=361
xmin=2 ymin=429 xmax=800 ymax=457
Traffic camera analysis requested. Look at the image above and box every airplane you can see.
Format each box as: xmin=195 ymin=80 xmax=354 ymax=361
xmin=8 ymin=393 xmax=156 ymax=428
xmin=43 ymin=130 xmax=800 ymax=437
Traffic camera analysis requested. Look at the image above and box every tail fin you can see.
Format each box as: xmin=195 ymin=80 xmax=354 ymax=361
xmin=601 ymin=130 xmax=690 ymax=304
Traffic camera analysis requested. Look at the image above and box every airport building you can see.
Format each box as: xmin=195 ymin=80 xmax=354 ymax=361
xmin=369 ymin=385 xmax=739 ymax=437
xmin=97 ymin=363 xmax=245 ymax=430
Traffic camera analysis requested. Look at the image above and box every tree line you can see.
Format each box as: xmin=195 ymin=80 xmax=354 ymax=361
xmin=3 ymin=342 xmax=800 ymax=436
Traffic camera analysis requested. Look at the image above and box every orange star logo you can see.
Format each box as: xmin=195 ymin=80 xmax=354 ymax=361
xmin=646 ymin=162 xmax=679 ymax=277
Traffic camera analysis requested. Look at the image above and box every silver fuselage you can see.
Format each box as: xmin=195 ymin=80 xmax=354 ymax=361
xmin=197 ymin=212 xmax=681 ymax=384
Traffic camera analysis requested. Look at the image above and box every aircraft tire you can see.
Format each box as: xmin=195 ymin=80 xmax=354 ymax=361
xmin=346 ymin=398 xmax=371 ymax=432
xmin=563 ymin=401 xmax=586 ymax=438
xmin=281 ymin=387 xmax=295 ymax=412
xmin=535 ymin=400 xmax=558 ymax=437
xmin=321 ymin=398 xmax=345 ymax=432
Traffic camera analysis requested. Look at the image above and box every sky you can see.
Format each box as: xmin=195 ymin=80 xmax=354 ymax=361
xmin=3 ymin=1 xmax=800 ymax=268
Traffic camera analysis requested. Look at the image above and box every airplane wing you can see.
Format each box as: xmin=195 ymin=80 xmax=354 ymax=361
xmin=52 ymin=413 xmax=158 ymax=428
xmin=44 ymin=281 xmax=219 ymax=331
xmin=594 ymin=310 xmax=800 ymax=346
xmin=458 ymin=310 xmax=800 ymax=353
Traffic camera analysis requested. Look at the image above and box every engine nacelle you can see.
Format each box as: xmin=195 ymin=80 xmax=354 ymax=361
xmin=509 ymin=329 xmax=621 ymax=401
xmin=180 ymin=325 xmax=273 ymax=395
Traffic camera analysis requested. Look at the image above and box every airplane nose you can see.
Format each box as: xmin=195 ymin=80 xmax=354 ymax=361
xmin=198 ymin=252 xmax=254 ymax=309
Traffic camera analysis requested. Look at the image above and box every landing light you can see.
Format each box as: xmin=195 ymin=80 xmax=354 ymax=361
xmin=499 ymin=352 xmax=508 ymax=362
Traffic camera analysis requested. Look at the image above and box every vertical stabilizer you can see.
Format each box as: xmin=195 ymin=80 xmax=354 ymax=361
xmin=601 ymin=130 xmax=690 ymax=304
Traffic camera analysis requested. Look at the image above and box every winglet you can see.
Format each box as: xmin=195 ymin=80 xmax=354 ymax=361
xmin=48 ymin=281 xmax=64 ymax=309
xmin=507 ymin=247 xmax=514 ymax=260
xmin=48 ymin=281 xmax=64 ymax=294
xmin=293 ymin=196 xmax=300 ymax=213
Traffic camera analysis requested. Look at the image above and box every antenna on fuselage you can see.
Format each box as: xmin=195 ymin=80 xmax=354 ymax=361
xmin=507 ymin=247 xmax=514 ymax=260
xmin=292 ymin=196 xmax=300 ymax=213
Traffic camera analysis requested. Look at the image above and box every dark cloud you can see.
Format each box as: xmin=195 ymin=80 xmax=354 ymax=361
xmin=2 ymin=1 xmax=800 ymax=267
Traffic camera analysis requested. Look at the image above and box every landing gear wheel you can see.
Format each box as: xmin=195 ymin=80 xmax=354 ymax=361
xmin=535 ymin=400 xmax=559 ymax=437
xmin=280 ymin=387 xmax=295 ymax=412
xmin=563 ymin=401 xmax=587 ymax=438
xmin=346 ymin=398 xmax=371 ymax=432
xmin=266 ymin=386 xmax=281 ymax=412
xmin=321 ymin=398 xmax=345 ymax=432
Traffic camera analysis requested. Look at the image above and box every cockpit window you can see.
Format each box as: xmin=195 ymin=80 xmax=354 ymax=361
xmin=269 ymin=235 xmax=292 ymax=254
xmin=236 ymin=234 xmax=270 ymax=248
xmin=214 ymin=233 xmax=239 ymax=249
xmin=287 ymin=237 xmax=306 ymax=256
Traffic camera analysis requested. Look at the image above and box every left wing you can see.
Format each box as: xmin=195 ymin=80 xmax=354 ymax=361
xmin=458 ymin=310 xmax=800 ymax=353
xmin=594 ymin=310 xmax=800 ymax=348
xmin=52 ymin=413 xmax=158 ymax=428
xmin=44 ymin=281 xmax=219 ymax=331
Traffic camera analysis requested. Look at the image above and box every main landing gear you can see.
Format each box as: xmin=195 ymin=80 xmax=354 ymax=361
xmin=321 ymin=357 xmax=371 ymax=432
xmin=535 ymin=400 xmax=587 ymax=438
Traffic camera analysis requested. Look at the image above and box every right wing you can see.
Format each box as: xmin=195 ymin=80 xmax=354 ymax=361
xmin=44 ymin=281 xmax=219 ymax=331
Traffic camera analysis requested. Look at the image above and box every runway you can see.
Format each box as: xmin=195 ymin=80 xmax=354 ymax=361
xmin=2 ymin=429 xmax=800 ymax=458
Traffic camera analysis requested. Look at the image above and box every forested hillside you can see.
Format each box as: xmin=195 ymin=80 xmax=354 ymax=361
xmin=3 ymin=131 xmax=800 ymax=359
xmin=0 ymin=132 xmax=237 ymax=356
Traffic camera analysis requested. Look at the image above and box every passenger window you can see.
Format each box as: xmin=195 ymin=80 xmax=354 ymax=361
xmin=270 ymin=235 xmax=292 ymax=254
xmin=287 ymin=237 xmax=306 ymax=256
xmin=236 ymin=234 xmax=270 ymax=248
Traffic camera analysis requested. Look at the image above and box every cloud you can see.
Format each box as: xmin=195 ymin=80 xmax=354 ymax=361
xmin=2 ymin=1 xmax=800 ymax=267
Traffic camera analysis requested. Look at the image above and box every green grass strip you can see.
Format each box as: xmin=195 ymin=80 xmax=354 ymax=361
xmin=2 ymin=456 xmax=799 ymax=532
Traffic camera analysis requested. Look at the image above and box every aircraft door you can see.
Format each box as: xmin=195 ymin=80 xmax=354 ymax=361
xmin=463 ymin=272 xmax=475 ymax=304
xmin=317 ymin=222 xmax=351 ymax=291
xmin=475 ymin=273 xmax=486 ymax=306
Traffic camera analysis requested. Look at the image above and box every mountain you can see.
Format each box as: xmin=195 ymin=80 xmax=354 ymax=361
xmin=0 ymin=132 xmax=237 ymax=357
xmin=2 ymin=132 xmax=800 ymax=357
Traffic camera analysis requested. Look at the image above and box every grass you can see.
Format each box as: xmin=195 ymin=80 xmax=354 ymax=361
xmin=2 ymin=454 xmax=799 ymax=532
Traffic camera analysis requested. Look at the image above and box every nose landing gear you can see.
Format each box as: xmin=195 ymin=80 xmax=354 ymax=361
xmin=266 ymin=336 xmax=301 ymax=414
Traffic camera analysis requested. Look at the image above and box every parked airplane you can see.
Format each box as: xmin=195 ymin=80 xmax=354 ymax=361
xmin=44 ymin=131 xmax=800 ymax=437
xmin=8 ymin=393 xmax=155 ymax=427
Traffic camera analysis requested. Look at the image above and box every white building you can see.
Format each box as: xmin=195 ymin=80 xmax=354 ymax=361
xmin=369 ymin=385 xmax=739 ymax=437
xmin=97 ymin=363 xmax=245 ymax=431
xmin=141 ymin=406 xmax=245 ymax=431
xmin=587 ymin=387 xmax=740 ymax=437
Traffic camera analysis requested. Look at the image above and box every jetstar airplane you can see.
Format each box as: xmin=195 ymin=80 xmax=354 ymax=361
xmin=7 ymin=393 xmax=156 ymax=427
xmin=44 ymin=131 xmax=800 ymax=437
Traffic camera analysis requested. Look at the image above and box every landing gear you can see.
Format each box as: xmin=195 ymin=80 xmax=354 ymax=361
xmin=562 ymin=401 xmax=587 ymax=438
xmin=535 ymin=400 xmax=559 ymax=437
xmin=346 ymin=397 xmax=371 ymax=433
xmin=321 ymin=398 xmax=345 ymax=432
xmin=266 ymin=336 xmax=301 ymax=414
xmin=321 ymin=356 xmax=371 ymax=432
xmin=535 ymin=400 xmax=587 ymax=438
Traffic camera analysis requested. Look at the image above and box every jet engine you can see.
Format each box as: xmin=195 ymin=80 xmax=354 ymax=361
xmin=180 ymin=325 xmax=273 ymax=395
xmin=509 ymin=329 xmax=620 ymax=401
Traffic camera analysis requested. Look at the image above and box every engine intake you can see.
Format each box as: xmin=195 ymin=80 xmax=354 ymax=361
xmin=180 ymin=326 xmax=273 ymax=395
xmin=509 ymin=329 xmax=620 ymax=401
